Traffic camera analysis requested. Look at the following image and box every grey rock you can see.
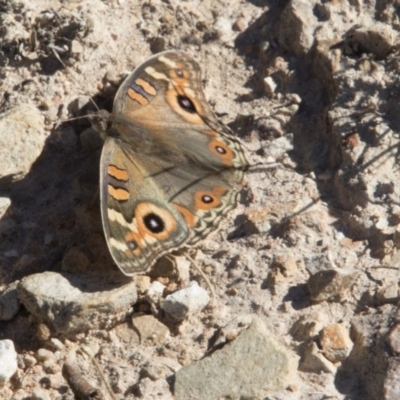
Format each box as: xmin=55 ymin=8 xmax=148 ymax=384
xmin=0 ymin=339 xmax=18 ymax=385
xmin=0 ymin=103 xmax=46 ymax=181
xmin=17 ymin=272 xmax=137 ymax=335
xmin=278 ymin=0 xmax=318 ymax=56
xmin=174 ymin=319 xmax=298 ymax=400
xmin=0 ymin=281 xmax=20 ymax=321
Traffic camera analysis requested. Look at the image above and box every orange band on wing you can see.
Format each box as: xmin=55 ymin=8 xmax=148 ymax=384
xmin=108 ymin=185 xmax=130 ymax=201
xmin=108 ymin=165 xmax=129 ymax=182
xmin=135 ymin=78 xmax=157 ymax=96
xmin=128 ymin=88 xmax=149 ymax=105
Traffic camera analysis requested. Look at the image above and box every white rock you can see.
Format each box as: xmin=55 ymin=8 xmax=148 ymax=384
xmin=146 ymin=281 xmax=166 ymax=307
xmin=31 ymin=388 xmax=50 ymax=400
xmin=263 ymin=76 xmax=277 ymax=94
xmin=0 ymin=339 xmax=18 ymax=385
xmin=162 ymin=281 xmax=210 ymax=320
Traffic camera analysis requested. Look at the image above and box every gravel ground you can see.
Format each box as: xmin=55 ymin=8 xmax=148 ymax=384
xmin=1 ymin=1 xmax=400 ymax=399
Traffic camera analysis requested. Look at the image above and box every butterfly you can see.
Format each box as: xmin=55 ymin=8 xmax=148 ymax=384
xmin=97 ymin=50 xmax=248 ymax=276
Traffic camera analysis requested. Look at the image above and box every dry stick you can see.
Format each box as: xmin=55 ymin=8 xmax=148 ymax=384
xmin=81 ymin=346 xmax=117 ymax=400
xmin=185 ymin=253 xmax=216 ymax=299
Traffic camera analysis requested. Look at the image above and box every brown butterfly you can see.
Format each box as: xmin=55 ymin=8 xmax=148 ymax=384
xmin=98 ymin=50 xmax=248 ymax=275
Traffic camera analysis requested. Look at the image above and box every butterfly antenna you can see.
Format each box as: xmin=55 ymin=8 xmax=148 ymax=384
xmin=49 ymin=45 xmax=100 ymax=112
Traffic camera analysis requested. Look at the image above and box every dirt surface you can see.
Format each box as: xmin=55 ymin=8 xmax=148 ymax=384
xmin=1 ymin=0 xmax=400 ymax=399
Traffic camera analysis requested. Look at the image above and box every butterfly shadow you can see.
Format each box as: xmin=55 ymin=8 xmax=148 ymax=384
xmin=0 ymin=93 xmax=121 ymax=286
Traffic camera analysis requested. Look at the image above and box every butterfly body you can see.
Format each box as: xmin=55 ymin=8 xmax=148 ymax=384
xmin=100 ymin=50 xmax=248 ymax=275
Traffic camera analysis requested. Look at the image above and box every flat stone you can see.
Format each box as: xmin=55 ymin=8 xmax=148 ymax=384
xmin=131 ymin=315 xmax=169 ymax=345
xmin=0 ymin=103 xmax=46 ymax=181
xmin=174 ymin=319 xmax=298 ymax=400
xmin=0 ymin=339 xmax=18 ymax=385
xmin=17 ymin=272 xmax=137 ymax=335
xmin=307 ymin=268 xmax=359 ymax=302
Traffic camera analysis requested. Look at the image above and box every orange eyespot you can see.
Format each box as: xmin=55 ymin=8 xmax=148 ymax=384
xmin=208 ymin=139 xmax=234 ymax=165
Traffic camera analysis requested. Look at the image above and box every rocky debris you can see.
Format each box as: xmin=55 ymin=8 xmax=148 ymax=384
xmin=0 ymin=103 xmax=46 ymax=181
xmin=319 ymin=323 xmax=353 ymax=363
xmin=161 ymin=281 xmax=210 ymax=321
xmin=376 ymin=284 xmax=399 ymax=305
xmin=174 ymin=319 xmax=298 ymax=399
xmin=384 ymin=358 xmax=400 ymax=400
xmin=0 ymin=281 xmax=20 ymax=321
xmin=135 ymin=377 xmax=173 ymax=400
xmin=17 ymin=272 xmax=137 ymax=335
xmin=131 ymin=315 xmax=169 ymax=345
xmin=307 ymin=268 xmax=360 ymax=303
xmin=0 ymin=340 xmax=18 ymax=385
xmin=146 ymin=281 xmax=166 ymax=308
xmin=292 ymin=311 xmax=330 ymax=341
xmin=387 ymin=324 xmax=400 ymax=354
xmin=0 ymin=0 xmax=400 ymax=398
xmin=300 ymin=341 xmax=336 ymax=374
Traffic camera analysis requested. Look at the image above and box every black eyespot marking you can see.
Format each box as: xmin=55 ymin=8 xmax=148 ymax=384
xmin=128 ymin=241 xmax=138 ymax=250
xmin=176 ymin=69 xmax=184 ymax=77
xmin=143 ymin=213 xmax=165 ymax=233
xmin=216 ymin=146 xmax=227 ymax=154
xmin=177 ymin=95 xmax=196 ymax=113
xmin=202 ymin=195 xmax=213 ymax=204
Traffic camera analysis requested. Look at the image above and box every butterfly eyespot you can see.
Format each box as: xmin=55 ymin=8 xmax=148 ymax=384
xmin=128 ymin=240 xmax=138 ymax=250
xmin=215 ymin=145 xmax=227 ymax=154
xmin=177 ymin=95 xmax=196 ymax=113
xmin=201 ymin=195 xmax=214 ymax=204
xmin=143 ymin=213 xmax=165 ymax=233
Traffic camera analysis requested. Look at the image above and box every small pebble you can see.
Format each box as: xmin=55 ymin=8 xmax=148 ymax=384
xmin=36 ymin=348 xmax=54 ymax=362
xmin=48 ymin=338 xmax=64 ymax=351
xmin=387 ymin=324 xmax=400 ymax=353
xmin=146 ymin=281 xmax=166 ymax=307
xmin=43 ymin=360 xmax=59 ymax=374
xmin=319 ymin=323 xmax=353 ymax=362
xmin=23 ymin=354 xmax=37 ymax=368
xmin=161 ymin=281 xmax=210 ymax=320
xmin=264 ymin=76 xmax=277 ymax=94
xmin=31 ymin=388 xmax=51 ymax=400
xmin=36 ymin=324 xmax=51 ymax=341
xmin=232 ymin=18 xmax=247 ymax=32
